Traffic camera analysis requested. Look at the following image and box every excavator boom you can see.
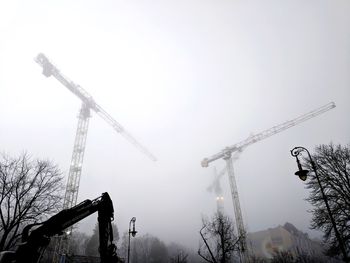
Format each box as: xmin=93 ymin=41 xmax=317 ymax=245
xmin=35 ymin=53 xmax=156 ymax=261
xmin=0 ymin=193 xmax=122 ymax=263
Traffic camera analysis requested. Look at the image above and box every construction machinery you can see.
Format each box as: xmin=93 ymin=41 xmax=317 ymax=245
xmin=35 ymin=53 xmax=156 ymax=262
xmin=0 ymin=192 xmax=122 ymax=263
xmin=201 ymin=102 xmax=336 ymax=262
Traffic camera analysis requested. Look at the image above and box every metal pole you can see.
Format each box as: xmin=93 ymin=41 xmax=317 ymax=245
xmin=127 ymin=217 xmax=137 ymax=263
xmin=127 ymin=231 xmax=131 ymax=263
xmin=291 ymin=146 xmax=349 ymax=262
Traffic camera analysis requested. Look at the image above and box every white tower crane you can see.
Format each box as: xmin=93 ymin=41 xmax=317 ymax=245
xmin=35 ymin=53 xmax=157 ymax=263
xmin=207 ymin=167 xmax=226 ymax=214
xmin=201 ymin=102 xmax=336 ymax=262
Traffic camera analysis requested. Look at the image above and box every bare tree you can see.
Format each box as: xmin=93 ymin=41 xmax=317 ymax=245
xmin=70 ymin=231 xmax=90 ymax=255
xmin=118 ymin=231 xmax=129 ymax=261
xmin=270 ymin=251 xmax=295 ymax=263
xmin=246 ymin=254 xmax=268 ymax=263
xmin=168 ymin=242 xmax=201 ymax=263
xmin=0 ymin=152 xmax=64 ymax=250
xmin=85 ymin=222 xmax=119 ymax=256
xmin=169 ymin=250 xmax=188 ymax=263
xmin=270 ymin=250 xmax=341 ymax=263
xmin=301 ymin=143 xmax=350 ymax=258
xmin=119 ymin=233 xmax=168 ymax=263
xmin=198 ymin=212 xmax=240 ymax=263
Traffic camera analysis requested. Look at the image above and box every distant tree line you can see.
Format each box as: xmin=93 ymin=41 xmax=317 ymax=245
xmin=248 ymin=250 xmax=343 ymax=263
xmin=1 ymin=143 xmax=349 ymax=262
xmin=118 ymin=232 xmax=201 ymax=263
xmin=64 ymin=227 xmax=201 ymax=263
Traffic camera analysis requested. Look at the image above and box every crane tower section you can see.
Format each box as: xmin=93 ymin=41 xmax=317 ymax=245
xmin=207 ymin=167 xmax=226 ymax=214
xmin=63 ymin=104 xmax=90 ymax=210
xmin=35 ymin=53 xmax=157 ymax=162
xmin=35 ymin=53 xmax=157 ymax=263
xmin=201 ymin=102 xmax=336 ymax=262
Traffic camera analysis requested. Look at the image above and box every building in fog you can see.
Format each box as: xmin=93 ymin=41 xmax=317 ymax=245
xmin=247 ymin=222 xmax=324 ymax=259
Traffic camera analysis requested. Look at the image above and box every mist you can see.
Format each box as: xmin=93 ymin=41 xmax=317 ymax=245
xmin=1 ymin=0 xmax=349 ymax=253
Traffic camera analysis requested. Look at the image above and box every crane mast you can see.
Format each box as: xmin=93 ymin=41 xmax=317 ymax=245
xmin=207 ymin=167 xmax=226 ymax=214
xmin=35 ymin=53 xmax=156 ymax=263
xmin=201 ymin=102 xmax=336 ymax=262
xmin=35 ymin=53 xmax=157 ymax=162
xmin=63 ymin=104 xmax=90 ymax=210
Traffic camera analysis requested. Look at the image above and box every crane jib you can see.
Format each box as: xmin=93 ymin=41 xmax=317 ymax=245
xmin=200 ymin=101 xmax=336 ymax=262
xmin=34 ymin=52 xmax=157 ymax=262
xmin=201 ymin=101 xmax=336 ymax=167
xmin=34 ymin=53 xmax=156 ymax=161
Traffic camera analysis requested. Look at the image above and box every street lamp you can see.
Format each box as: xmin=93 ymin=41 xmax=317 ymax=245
xmin=128 ymin=217 xmax=137 ymax=263
xmin=290 ymin=146 xmax=349 ymax=262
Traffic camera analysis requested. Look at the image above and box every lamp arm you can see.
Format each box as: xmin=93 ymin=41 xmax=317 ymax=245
xmin=290 ymin=146 xmax=349 ymax=262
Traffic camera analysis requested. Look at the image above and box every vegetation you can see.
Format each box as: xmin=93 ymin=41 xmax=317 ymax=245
xmin=85 ymin=223 xmax=119 ymax=257
xmin=302 ymin=143 xmax=350 ymax=258
xmin=117 ymin=232 xmax=201 ymax=263
xmin=3 ymin=145 xmax=348 ymax=263
xmin=198 ymin=212 xmax=240 ymax=263
xmin=0 ymin=152 xmax=63 ymax=250
xmin=268 ymin=250 xmax=342 ymax=263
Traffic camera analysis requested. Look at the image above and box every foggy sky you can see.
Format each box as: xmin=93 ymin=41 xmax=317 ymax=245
xmin=1 ymin=0 xmax=349 ymax=250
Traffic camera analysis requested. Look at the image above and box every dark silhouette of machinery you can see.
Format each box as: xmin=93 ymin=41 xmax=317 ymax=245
xmin=34 ymin=53 xmax=156 ymax=261
xmin=0 ymin=193 xmax=122 ymax=263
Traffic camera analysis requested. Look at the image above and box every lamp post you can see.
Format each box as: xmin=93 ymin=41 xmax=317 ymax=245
xmin=290 ymin=146 xmax=349 ymax=262
xmin=127 ymin=217 xmax=137 ymax=263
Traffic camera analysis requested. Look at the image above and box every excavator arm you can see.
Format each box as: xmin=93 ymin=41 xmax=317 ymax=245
xmin=0 ymin=193 xmax=122 ymax=263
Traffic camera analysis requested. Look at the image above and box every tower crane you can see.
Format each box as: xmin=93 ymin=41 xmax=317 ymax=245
xmin=35 ymin=53 xmax=157 ymax=262
xmin=207 ymin=166 xmax=226 ymax=214
xmin=201 ymin=102 xmax=336 ymax=262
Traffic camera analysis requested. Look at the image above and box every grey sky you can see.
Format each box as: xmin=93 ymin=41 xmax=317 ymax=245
xmin=1 ymin=0 xmax=349 ymax=249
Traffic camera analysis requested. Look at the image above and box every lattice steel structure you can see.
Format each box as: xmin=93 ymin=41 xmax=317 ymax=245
xmin=35 ymin=53 xmax=156 ymax=263
xmin=201 ymin=102 xmax=335 ymax=262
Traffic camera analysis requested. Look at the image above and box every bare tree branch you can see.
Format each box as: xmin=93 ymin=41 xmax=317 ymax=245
xmin=0 ymin=152 xmax=64 ymax=250
xmin=302 ymin=143 xmax=350 ymax=257
xmin=199 ymin=212 xmax=239 ymax=263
